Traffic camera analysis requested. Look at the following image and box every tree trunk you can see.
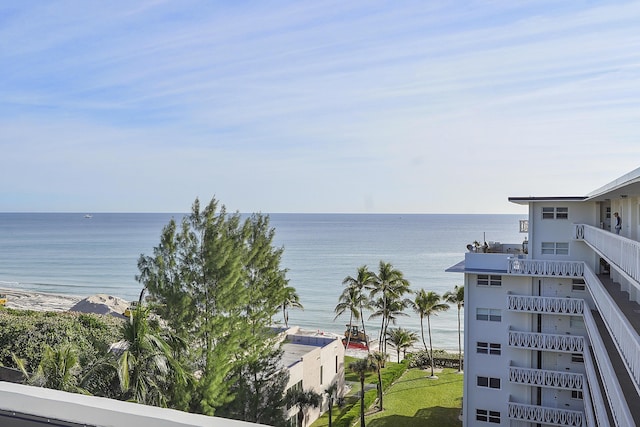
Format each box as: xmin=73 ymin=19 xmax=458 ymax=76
xmin=359 ymin=303 xmax=370 ymax=353
xmin=360 ymin=375 xmax=366 ymax=427
xmin=377 ymin=369 xmax=383 ymax=410
xmin=427 ymin=315 xmax=434 ymax=377
xmin=345 ymin=313 xmax=353 ymax=350
xmin=420 ymin=315 xmax=427 ymax=352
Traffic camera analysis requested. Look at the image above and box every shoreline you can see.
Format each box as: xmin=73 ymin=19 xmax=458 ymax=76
xmin=0 ymin=288 xmax=82 ymax=312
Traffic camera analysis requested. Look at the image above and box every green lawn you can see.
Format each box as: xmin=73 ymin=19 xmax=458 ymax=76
xmin=312 ymin=363 xmax=462 ymax=427
xmin=364 ymin=368 xmax=462 ymax=427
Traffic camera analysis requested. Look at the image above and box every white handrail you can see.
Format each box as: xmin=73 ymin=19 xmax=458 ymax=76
xmin=508 ymin=258 xmax=584 ymax=277
xmin=508 ymin=295 xmax=584 ymax=315
xmin=577 ymin=224 xmax=640 ymax=284
xmin=582 ymin=305 xmax=632 ymax=426
xmin=583 ymin=265 xmax=640 ymax=398
xmin=509 ymin=330 xmax=584 ymax=353
xmin=508 ymin=402 xmax=584 ymax=426
xmin=509 ymin=366 xmax=583 ymax=390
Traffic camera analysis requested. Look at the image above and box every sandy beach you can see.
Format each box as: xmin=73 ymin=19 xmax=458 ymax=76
xmin=0 ymin=288 xmax=131 ymax=317
xmin=0 ymin=288 xmax=82 ymax=312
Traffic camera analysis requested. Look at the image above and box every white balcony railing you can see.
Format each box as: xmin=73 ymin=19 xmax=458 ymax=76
xmin=509 ymin=366 xmax=584 ymax=390
xmin=508 ymin=258 xmax=584 ymax=277
xmin=576 ymin=224 xmax=640 ymax=284
xmin=508 ymin=402 xmax=584 ymax=426
xmin=509 ymin=330 xmax=585 ymax=353
xmin=582 ymin=305 xmax=632 ymax=427
xmin=508 ymin=295 xmax=584 ymax=315
xmin=583 ymin=265 xmax=640 ymax=398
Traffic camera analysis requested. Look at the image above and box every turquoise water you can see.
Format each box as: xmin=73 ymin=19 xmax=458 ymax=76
xmin=0 ymin=213 xmax=525 ymax=350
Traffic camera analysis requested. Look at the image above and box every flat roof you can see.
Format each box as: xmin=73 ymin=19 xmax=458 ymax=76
xmin=509 ymin=166 xmax=640 ymax=205
xmin=508 ymin=196 xmax=587 ymax=205
xmin=281 ymin=342 xmax=316 ymax=368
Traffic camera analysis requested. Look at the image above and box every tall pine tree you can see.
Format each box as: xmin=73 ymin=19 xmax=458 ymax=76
xmin=137 ymin=199 xmax=291 ymax=418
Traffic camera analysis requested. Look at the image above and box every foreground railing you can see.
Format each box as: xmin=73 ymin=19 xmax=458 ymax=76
xmin=509 ymin=330 xmax=584 ymax=353
xmin=582 ymin=307 xmax=630 ymax=427
xmin=584 ymin=264 xmax=640 ymax=391
xmin=509 ymin=366 xmax=583 ymax=390
xmin=508 ymin=258 xmax=584 ymax=277
xmin=508 ymin=402 xmax=584 ymax=426
xmin=576 ymin=224 xmax=640 ymax=284
xmin=508 ymin=295 xmax=584 ymax=315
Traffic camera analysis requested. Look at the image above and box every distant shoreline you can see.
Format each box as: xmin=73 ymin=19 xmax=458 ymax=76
xmin=0 ymin=287 xmax=81 ymax=312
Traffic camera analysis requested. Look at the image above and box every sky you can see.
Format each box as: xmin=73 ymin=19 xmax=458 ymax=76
xmin=1 ymin=1 xmax=640 ymax=214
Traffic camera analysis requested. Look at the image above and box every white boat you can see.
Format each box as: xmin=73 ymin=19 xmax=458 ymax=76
xmin=84 ymin=214 xmax=93 ymax=219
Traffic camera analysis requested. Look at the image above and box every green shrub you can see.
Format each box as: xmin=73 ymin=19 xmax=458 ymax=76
xmin=0 ymin=309 xmax=122 ymax=369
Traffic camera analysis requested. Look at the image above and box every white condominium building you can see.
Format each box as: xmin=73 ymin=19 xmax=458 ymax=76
xmin=448 ymin=166 xmax=640 ymax=427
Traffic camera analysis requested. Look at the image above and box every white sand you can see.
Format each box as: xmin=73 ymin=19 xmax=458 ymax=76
xmin=0 ymin=288 xmax=81 ymax=312
xmin=0 ymin=288 xmax=128 ymax=317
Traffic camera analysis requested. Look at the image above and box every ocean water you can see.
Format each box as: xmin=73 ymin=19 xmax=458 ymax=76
xmin=0 ymin=213 xmax=525 ymax=351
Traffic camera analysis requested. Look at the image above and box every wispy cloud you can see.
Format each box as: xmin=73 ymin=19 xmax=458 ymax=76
xmin=1 ymin=0 xmax=639 ymax=212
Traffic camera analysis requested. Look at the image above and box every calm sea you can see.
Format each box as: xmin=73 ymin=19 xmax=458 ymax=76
xmin=0 ymin=213 xmax=525 ymax=351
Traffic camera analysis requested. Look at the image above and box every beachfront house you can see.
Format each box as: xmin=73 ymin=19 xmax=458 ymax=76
xmin=282 ymin=327 xmax=345 ymax=427
xmin=448 ymin=166 xmax=640 ymax=426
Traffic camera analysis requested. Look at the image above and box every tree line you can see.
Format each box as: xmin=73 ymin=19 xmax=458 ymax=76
xmin=2 ymin=198 xmax=303 ymax=426
xmin=336 ymin=262 xmax=464 ymax=426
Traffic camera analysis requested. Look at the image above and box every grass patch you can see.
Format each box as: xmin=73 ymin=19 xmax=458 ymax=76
xmin=363 ymin=368 xmax=462 ymax=427
xmin=313 ymin=358 xmax=462 ymax=427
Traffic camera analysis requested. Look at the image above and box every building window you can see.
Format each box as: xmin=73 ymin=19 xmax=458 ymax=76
xmin=335 ymin=355 xmax=338 ymax=373
xmin=477 ymin=376 xmax=501 ymax=389
xmin=477 ymin=342 xmax=501 ymax=355
xmin=571 ymin=390 xmax=584 ymax=400
xmin=477 ymin=308 xmax=501 ymax=322
xmin=476 ymin=409 xmax=501 ymax=423
xmin=572 ymin=279 xmax=586 ymax=292
xmin=543 ymin=207 xmax=568 ymax=219
xmin=571 ymin=353 xmax=584 ymax=363
xmin=320 ymin=365 xmax=323 ymax=385
xmin=542 ymin=242 xmax=569 ymax=255
xmin=477 ymin=275 xmax=502 ymax=287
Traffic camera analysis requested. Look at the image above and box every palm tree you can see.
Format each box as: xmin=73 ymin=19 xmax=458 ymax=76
xmin=286 ymin=388 xmax=321 ymax=427
xmin=368 ymin=351 xmax=386 ymax=410
xmin=13 ymin=344 xmax=85 ymax=393
xmin=117 ymin=304 xmax=187 ymax=406
xmin=370 ymin=261 xmax=411 ymax=354
xmin=444 ymin=285 xmax=464 ymax=372
xmin=324 ymin=381 xmax=338 ymax=427
xmin=413 ymin=289 xmax=449 ymax=378
xmin=349 ymin=358 xmax=376 ymax=427
xmin=339 ymin=266 xmax=374 ymax=351
xmin=334 ymin=285 xmax=361 ymax=350
xmin=282 ymin=285 xmax=303 ymax=328
xmin=386 ymin=327 xmax=418 ymax=363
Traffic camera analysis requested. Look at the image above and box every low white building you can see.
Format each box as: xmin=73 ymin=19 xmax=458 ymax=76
xmin=282 ymin=327 xmax=345 ymax=427
xmin=449 ymin=166 xmax=640 ymax=426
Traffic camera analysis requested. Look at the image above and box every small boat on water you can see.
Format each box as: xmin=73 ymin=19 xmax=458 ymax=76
xmin=84 ymin=214 xmax=93 ymax=219
xmin=342 ymin=324 xmax=370 ymax=350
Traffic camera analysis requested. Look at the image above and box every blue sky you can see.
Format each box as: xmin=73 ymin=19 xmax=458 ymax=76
xmin=2 ymin=1 xmax=639 ymax=213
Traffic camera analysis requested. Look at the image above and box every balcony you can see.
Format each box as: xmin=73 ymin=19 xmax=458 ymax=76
xmin=509 ymin=366 xmax=583 ymax=390
xmin=507 ymin=258 xmax=584 ymax=277
xmin=508 ymin=295 xmax=584 ymax=315
xmin=576 ymin=223 xmax=640 ymax=284
xmin=508 ymin=402 xmax=584 ymax=426
xmin=508 ymin=330 xmax=585 ymax=353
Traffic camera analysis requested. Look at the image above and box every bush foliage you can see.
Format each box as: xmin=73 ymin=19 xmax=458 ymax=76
xmin=0 ymin=308 xmax=122 ymax=369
